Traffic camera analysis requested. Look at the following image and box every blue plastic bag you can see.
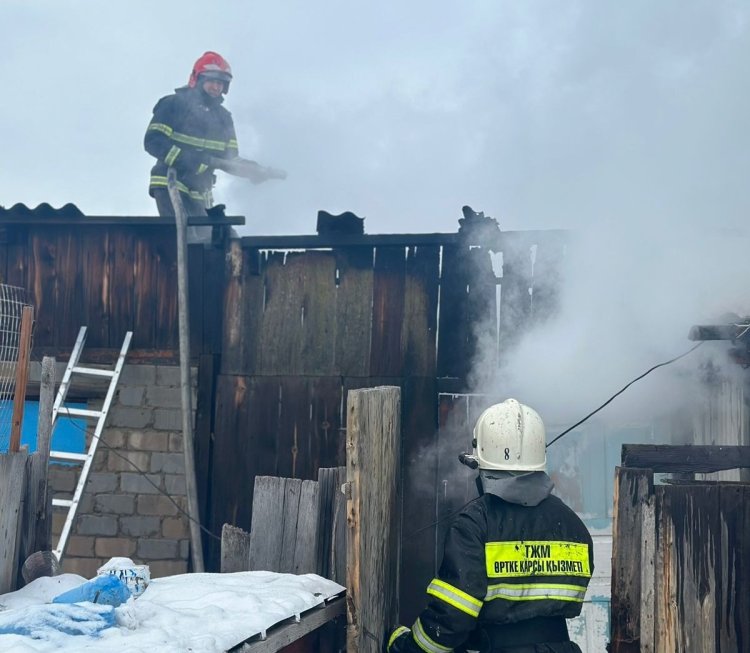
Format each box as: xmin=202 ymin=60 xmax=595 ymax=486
xmin=52 ymin=574 xmax=131 ymax=607
xmin=0 ymin=602 xmax=115 ymax=638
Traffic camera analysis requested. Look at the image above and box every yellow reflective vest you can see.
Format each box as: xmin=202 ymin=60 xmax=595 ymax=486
xmin=407 ymin=493 xmax=593 ymax=653
xmin=144 ymin=86 xmax=239 ymax=203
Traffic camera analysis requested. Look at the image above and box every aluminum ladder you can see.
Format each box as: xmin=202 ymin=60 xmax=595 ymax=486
xmin=50 ymin=327 xmax=133 ymax=561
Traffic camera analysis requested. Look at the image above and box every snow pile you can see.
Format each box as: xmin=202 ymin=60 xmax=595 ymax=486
xmin=0 ymin=571 xmax=345 ymax=653
xmin=0 ymin=602 xmax=115 ymax=638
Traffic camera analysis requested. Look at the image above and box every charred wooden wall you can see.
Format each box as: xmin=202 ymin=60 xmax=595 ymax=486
xmin=210 ymin=232 xmax=566 ymax=623
xmin=1 ymin=218 xmax=566 ymax=624
xmin=611 ymin=451 xmax=750 ymax=652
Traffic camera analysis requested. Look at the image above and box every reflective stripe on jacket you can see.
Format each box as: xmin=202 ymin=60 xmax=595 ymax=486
xmin=405 ymin=493 xmax=594 ymax=653
xmin=144 ymin=86 xmax=238 ymax=197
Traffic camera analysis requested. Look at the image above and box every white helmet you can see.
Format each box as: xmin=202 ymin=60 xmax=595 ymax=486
xmin=470 ymin=399 xmax=546 ymax=472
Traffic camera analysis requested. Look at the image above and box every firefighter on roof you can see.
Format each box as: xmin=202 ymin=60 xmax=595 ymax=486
xmin=388 ymin=399 xmax=594 ymax=653
xmin=144 ymin=51 xmax=285 ymax=240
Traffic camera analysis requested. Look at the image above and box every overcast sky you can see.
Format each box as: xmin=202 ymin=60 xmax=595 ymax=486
xmin=2 ymin=1 xmax=748 ymax=236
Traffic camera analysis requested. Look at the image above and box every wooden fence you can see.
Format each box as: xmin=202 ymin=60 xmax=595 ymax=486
xmin=611 ymin=445 xmax=750 ymax=652
xmin=219 ymin=468 xmax=348 ymax=653
xmin=0 ymin=357 xmax=54 ymax=593
xmin=208 ymin=228 xmax=566 ymax=625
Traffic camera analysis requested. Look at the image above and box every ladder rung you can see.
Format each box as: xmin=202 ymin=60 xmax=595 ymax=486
xmin=58 ymin=407 xmax=103 ymax=419
xmin=52 ymin=499 xmax=74 ymax=508
xmin=50 ymin=451 xmax=88 ymax=462
xmin=71 ymin=366 xmax=116 ymax=378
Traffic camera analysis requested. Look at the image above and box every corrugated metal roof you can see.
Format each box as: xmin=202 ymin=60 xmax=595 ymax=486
xmin=0 ymin=202 xmax=84 ymax=218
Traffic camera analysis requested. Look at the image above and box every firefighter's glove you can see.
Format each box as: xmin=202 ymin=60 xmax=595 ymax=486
xmin=387 ymin=626 xmax=412 ymax=653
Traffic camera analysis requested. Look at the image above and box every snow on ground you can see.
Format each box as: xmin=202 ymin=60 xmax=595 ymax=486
xmin=0 ymin=571 xmax=345 ymax=653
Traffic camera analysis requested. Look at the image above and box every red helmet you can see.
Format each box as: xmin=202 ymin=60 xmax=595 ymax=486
xmin=189 ymin=51 xmax=233 ymax=92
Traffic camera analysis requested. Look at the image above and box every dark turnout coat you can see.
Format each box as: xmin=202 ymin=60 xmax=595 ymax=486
xmin=391 ymin=492 xmax=594 ymax=653
xmin=144 ymin=86 xmax=238 ymax=205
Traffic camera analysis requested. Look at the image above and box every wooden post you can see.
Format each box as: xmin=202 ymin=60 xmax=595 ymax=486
xmin=9 ymin=306 xmax=34 ymax=453
xmin=639 ymin=484 xmax=656 ymax=653
xmin=345 ymin=386 xmax=401 ymax=653
xmin=0 ymin=451 xmax=29 ymax=593
xmin=610 ymin=466 xmax=653 ymax=653
xmin=18 ymin=356 xmax=55 ymax=582
xmin=221 ymin=524 xmax=252 ymax=573
xmin=317 ymin=466 xmax=347 ymax=585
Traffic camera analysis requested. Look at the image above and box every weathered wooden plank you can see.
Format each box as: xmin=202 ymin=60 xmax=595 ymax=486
xmin=221 ymin=523 xmax=252 ymax=573
xmin=401 ymin=246 xmax=439 ymax=377
xmin=639 ymin=486 xmax=656 ymax=653
xmin=293 ymin=480 xmax=320 ymax=574
xmin=317 ymin=467 xmax=347 ymax=582
xmin=716 ymin=484 xmax=749 ymax=651
xmin=4 ymin=225 xmax=28 ymax=289
xmin=258 ymin=252 xmax=305 ymax=374
xmin=660 ymin=484 xmax=720 ymax=652
xmin=252 ymin=251 xmax=338 ymax=375
xmin=18 ymin=357 xmax=54 ymax=575
xmin=109 ymin=229 xmax=136 ymax=348
xmin=249 ymin=476 xmax=286 ymax=571
xmin=130 ymin=228 xmax=178 ymax=350
xmin=298 ymin=252 xmax=337 ymax=375
xmin=55 ymin=227 xmax=87 ymax=347
xmin=309 ymin=378 xmax=344 ymax=470
xmin=370 ymin=247 xmax=406 ymax=377
xmin=653 ymin=485 xmax=675 ymax=653
xmin=26 ymin=230 xmax=60 ymax=346
xmin=208 ymin=374 xmax=258 ymax=570
xmin=248 ymin=477 xmax=320 ymax=574
xmin=0 ymin=451 xmax=28 ymax=593
xmin=222 ymin=245 xmax=264 ymax=375
xmin=153 ymin=230 xmax=178 ymax=349
xmin=277 ymin=377 xmax=312 ymax=479
xmin=278 ymin=478 xmax=303 ymax=572
xmin=132 ymin=237 xmax=160 ymax=348
xmin=610 ymin=466 xmax=652 ymax=653
xmin=201 ymin=245 xmax=226 ymax=355
xmin=187 ymin=243 xmax=205 ymax=354
xmin=333 ymin=247 xmax=373 ymax=376
xmin=79 ymin=227 xmax=110 ymax=347
xmin=399 ymin=377 xmax=438 ymax=625
xmin=234 ymin=596 xmax=345 ymax=653
xmin=346 ymin=386 xmax=401 ymax=653
xmin=435 ymin=245 xmax=467 ymax=378
xmin=330 ymin=468 xmax=346 ymax=587
xmin=317 ymin=467 xmax=335 ymax=578
xmin=622 ymin=444 xmax=750 ymax=473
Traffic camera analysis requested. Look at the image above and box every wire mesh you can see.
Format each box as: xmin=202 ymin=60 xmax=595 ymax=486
xmin=0 ymin=284 xmax=34 ymax=452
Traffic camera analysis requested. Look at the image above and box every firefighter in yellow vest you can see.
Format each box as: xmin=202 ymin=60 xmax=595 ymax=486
xmin=388 ymin=399 xmax=594 ymax=653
